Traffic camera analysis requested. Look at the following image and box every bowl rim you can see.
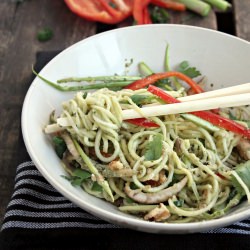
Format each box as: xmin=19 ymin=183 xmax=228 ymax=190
xmin=21 ymin=24 xmax=250 ymax=233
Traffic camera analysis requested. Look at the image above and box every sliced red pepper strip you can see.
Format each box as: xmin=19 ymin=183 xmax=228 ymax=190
xmin=148 ymin=84 xmax=180 ymax=103
xmin=191 ymin=111 xmax=250 ymax=139
xmin=133 ymin=0 xmax=151 ymax=24
xmin=125 ymin=118 xmax=160 ymax=128
xmin=148 ymin=85 xmax=250 ymax=139
xmin=216 ymin=173 xmax=226 ymax=180
xmin=124 ymin=71 xmax=204 ymax=94
xmin=99 ymin=0 xmax=123 ymax=19
xmin=143 ymin=5 xmax=153 ymax=24
xmin=64 ymin=0 xmax=133 ymax=24
xmin=112 ymin=0 xmax=132 ymax=12
xmin=151 ymin=0 xmax=186 ymax=11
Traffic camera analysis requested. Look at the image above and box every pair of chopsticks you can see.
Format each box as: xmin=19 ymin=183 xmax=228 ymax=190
xmin=122 ymin=83 xmax=250 ymax=120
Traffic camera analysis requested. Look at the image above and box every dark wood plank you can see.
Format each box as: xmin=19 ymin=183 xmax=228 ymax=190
xmin=0 ymin=0 xmax=96 ymax=223
xmin=168 ymin=9 xmax=217 ymax=29
xmin=233 ymin=0 xmax=250 ymax=41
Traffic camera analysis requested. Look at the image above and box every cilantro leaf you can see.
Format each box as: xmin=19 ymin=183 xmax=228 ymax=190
xmin=82 ymin=92 xmax=88 ymax=99
xmin=71 ymin=178 xmax=84 ymax=186
xmin=130 ymin=182 xmax=139 ymax=190
xmin=144 ymin=134 xmax=163 ymax=161
xmin=52 ymin=136 xmax=67 ymax=159
xmin=62 ymin=169 xmax=91 ymax=187
xmin=125 ymin=197 xmax=135 ymax=204
xmin=72 ymin=169 xmax=91 ymax=180
xmin=177 ymin=61 xmax=201 ymax=78
xmin=173 ymin=199 xmax=184 ymax=207
xmin=37 ymin=27 xmax=53 ymax=42
xmin=231 ymin=160 xmax=250 ymax=195
xmin=92 ymin=182 xmax=103 ymax=192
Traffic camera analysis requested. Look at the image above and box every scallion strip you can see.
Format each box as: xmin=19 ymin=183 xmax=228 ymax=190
xmin=57 ymin=75 xmax=141 ymax=83
xmin=203 ymin=0 xmax=231 ymax=11
xmin=73 ymin=139 xmax=114 ymax=202
xmin=32 ymin=67 xmax=133 ymax=91
xmin=176 ymin=0 xmax=211 ymax=16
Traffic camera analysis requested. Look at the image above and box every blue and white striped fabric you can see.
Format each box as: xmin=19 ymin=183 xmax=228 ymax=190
xmin=1 ymin=162 xmax=118 ymax=230
xmin=1 ymin=161 xmax=250 ymax=234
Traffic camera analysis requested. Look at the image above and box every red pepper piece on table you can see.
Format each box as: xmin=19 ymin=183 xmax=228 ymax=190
xmin=143 ymin=5 xmax=153 ymax=24
xmin=64 ymin=0 xmax=133 ymax=24
xmin=151 ymin=0 xmax=186 ymax=11
xmin=99 ymin=0 xmax=123 ymax=19
xmin=124 ymin=71 xmax=204 ymax=94
xmin=133 ymin=0 xmax=151 ymax=25
xmin=148 ymin=85 xmax=250 ymax=139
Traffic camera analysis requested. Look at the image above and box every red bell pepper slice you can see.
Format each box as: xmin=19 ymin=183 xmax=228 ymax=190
xmin=151 ymin=0 xmax=186 ymax=11
xmin=125 ymin=118 xmax=160 ymax=128
xmin=148 ymin=85 xmax=250 ymax=139
xmin=64 ymin=0 xmax=133 ymax=24
xmin=143 ymin=5 xmax=153 ymax=24
xmin=99 ymin=0 xmax=124 ymax=19
xmin=190 ymin=111 xmax=250 ymax=139
xmin=124 ymin=71 xmax=204 ymax=94
xmin=133 ymin=0 xmax=151 ymax=25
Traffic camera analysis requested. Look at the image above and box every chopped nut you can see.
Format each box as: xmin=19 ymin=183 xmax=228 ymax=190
xmin=158 ymin=170 xmax=167 ymax=184
xmin=108 ymin=160 xmax=124 ymax=171
xmin=146 ymin=168 xmax=159 ymax=181
xmin=144 ymin=203 xmax=171 ymax=222
xmin=145 ymin=170 xmax=167 ymax=187
xmin=91 ymin=174 xmax=96 ymax=182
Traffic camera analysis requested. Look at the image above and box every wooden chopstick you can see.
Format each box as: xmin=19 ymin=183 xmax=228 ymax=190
xmin=178 ymin=82 xmax=250 ymax=102
xmin=122 ymin=84 xmax=250 ymax=120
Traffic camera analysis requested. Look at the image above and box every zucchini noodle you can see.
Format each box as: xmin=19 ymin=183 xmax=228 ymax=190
xmin=45 ymin=73 xmax=250 ymax=223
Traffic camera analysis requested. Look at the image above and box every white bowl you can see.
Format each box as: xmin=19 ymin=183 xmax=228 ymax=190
xmin=22 ymin=24 xmax=250 ymax=234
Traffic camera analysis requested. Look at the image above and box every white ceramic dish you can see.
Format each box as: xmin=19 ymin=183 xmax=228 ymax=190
xmin=22 ymin=24 xmax=250 ymax=234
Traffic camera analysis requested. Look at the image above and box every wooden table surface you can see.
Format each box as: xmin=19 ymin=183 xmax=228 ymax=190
xmin=0 ymin=0 xmax=249 ymax=224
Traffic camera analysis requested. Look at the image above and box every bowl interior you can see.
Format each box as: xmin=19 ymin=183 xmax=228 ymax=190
xmin=22 ymin=24 xmax=250 ymax=233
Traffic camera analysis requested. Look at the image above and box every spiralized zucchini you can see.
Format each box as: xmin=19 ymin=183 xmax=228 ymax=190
xmin=45 ymin=86 xmax=250 ymax=223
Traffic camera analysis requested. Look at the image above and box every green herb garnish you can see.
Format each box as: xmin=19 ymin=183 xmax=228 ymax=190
xmin=37 ymin=27 xmax=53 ymax=42
xmin=150 ymin=6 xmax=170 ymax=24
xmin=52 ymin=136 xmax=67 ymax=159
xmin=177 ymin=61 xmax=201 ymax=78
xmin=125 ymin=197 xmax=135 ymax=204
xmin=174 ymin=199 xmax=184 ymax=207
xmin=92 ymin=182 xmax=103 ymax=192
xmin=62 ymin=168 xmax=91 ymax=187
xmin=232 ymin=160 xmax=250 ymax=195
xmin=144 ymin=134 xmax=163 ymax=161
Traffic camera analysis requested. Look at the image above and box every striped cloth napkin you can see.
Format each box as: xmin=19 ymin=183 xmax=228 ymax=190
xmin=0 ymin=161 xmax=250 ymax=250
xmin=2 ymin=161 xmax=250 ymax=233
xmin=1 ymin=52 xmax=250 ymax=250
xmin=1 ymin=162 xmax=118 ymax=230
